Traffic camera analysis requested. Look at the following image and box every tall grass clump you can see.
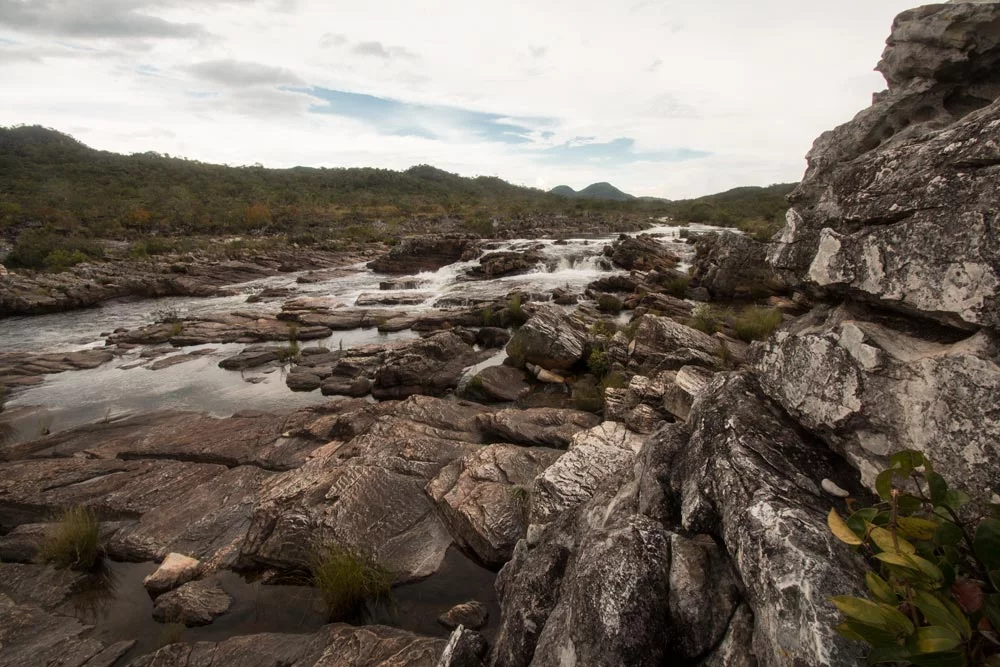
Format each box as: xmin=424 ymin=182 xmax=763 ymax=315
xmin=732 ymin=307 xmax=783 ymax=342
xmin=39 ymin=506 xmax=102 ymax=571
xmin=662 ymin=276 xmax=690 ymax=298
xmin=309 ymin=544 xmax=393 ymax=619
xmin=506 ymin=294 xmax=528 ymax=327
xmin=689 ymin=304 xmax=723 ymax=335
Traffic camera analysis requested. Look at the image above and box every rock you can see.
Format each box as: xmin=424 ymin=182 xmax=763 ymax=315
xmin=368 ymin=235 xmax=480 ymax=274
xmin=0 ymin=349 xmax=116 ymax=390
xmin=148 ymin=349 xmax=215 ymax=371
xmin=438 ymin=601 xmax=489 ymax=631
xmin=476 ymin=407 xmax=599 ymax=448
xmin=380 ymin=277 xmax=429 ymax=290
xmin=603 ymin=373 xmax=675 ymax=433
xmin=505 ymin=305 xmax=589 ymax=371
xmin=0 ymin=593 xmax=118 ymax=667
xmin=246 ymin=287 xmax=294 ymax=303
xmin=151 ymin=579 xmax=232 ymax=626
xmin=523 ymin=363 xmax=565 ymax=385
xmin=604 ymin=234 xmax=679 ymax=272
xmin=628 ymin=315 xmax=723 ymax=372
xmin=550 ymin=287 xmax=578 ymax=305
xmin=437 ymin=626 xmax=489 ymax=667
xmin=125 ymin=623 xmax=446 ymax=667
xmin=627 ymin=292 xmax=693 ymax=320
xmin=464 ymin=250 xmax=544 ymax=280
xmin=530 ymin=421 xmax=644 ymax=524
xmin=286 ymin=371 xmax=322 ymax=392
xmin=752 ymin=305 xmax=1000 ymax=499
xmin=373 ymin=332 xmax=492 ymax=399
xmin=690 ymin=232 xmax=785 ymax=299
xmin=109 ymin=313 xmax=331 ymax=347
xmin=469 ymin=365 xmax=531 ymax=403
xmin=143 ymin=552 xmax=201 ymax=595
xmin=699 ymin=603 xmax=756 ymax=667
xmin=218 ymin=345 xmax=282 ymax=370
xmin=355 ymin=292 xmax=433 ymax=307
xmin=427 ymin=444 xmax=561 ymax=567
xmin=662 ymin=365 xmax=715 ymax=421
xmin=321 ymin=376 xmax=373 ymax=397
xmin=474 ymin=327 xmax=510 ymax=349
xmin=768 ymin=3 xmax=1000 ymax=330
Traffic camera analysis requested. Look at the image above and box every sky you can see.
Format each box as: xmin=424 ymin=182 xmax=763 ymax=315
xmin=0 ymin=0 xmax=918 ymax=199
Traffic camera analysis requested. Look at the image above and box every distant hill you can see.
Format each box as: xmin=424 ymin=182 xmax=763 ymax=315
xmin=550 ymin=182 xmax=635 ymax=201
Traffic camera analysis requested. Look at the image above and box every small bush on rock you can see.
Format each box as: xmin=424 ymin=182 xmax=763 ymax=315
xmin=597 ymin=294 xmax=623 ymax=314
xmin=39 ymin=506 xmax=102 ymax=571
xmin=689 ymin=304 xmax=723 ymax=335
xmin=732 ymin=307 xmax=782 ymax=342
xmin=587 ymin=346 xmax=610 ymax=379
xmin=662 ymin=276 xmax=690 ymax=298
xmin=828 ymin=450 xmax=1000 ymax=666
xmin=309 ymin=544 xmax=393 ymax=620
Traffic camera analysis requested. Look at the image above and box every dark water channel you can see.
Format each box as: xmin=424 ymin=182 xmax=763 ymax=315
xmin=71 ymin=548 xmax=498 ymax=665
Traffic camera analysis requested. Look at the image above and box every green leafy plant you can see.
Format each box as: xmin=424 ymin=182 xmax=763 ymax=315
xmin=689 ymin=304 xmax=723 ymax=335
xmin=828 ymin=450 xmax=1000 ymax=666
xmin=587 ymin=346 xmax=610 ymax=379
xmin=39 ymin=506 xmax=103 ymax=571
xmin=662 ymin=276 xmax=690 ymax=298
xmin=597 ymin=294 xmax=623 ymax=314
xmin=309 ymin=544 xmax=393 ymax=620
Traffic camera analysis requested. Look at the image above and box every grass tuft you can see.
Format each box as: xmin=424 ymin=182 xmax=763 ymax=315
xmin=39 ymin=506 xmax=102 ymax=571
xmin=731 ymin=307 xmax=783 ymax=342
xmin=596 ymin=294 xmax=623 ymax=314
xmin=662 ymin=276 xmax=690 ymax=298
xmin=506 ymin=294 xmax=528 ymax=327
xmin=309 ymin=544 xmax=393 ymax=620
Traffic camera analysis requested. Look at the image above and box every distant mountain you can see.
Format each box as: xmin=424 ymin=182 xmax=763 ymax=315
xmin=549 ymin=182 xmax=635 ymax=201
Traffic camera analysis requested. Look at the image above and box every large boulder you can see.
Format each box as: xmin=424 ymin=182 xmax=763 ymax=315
xmin=373 ymin=332 xmax=492 ymax=399
xmin=476 ymin=408 xmax=600 ymax=448
xmin=463 ymin=250 xmax=544 ymax=280
xmin=368 ymin=235 xmax=480 ymax=274
xmin=603 ymin=234 xmax=679 ymax=272
xmin=752 ymin=304 xmax=1000 ymax=499
xmin=768 ymin=3 xmax=1000 ymax=331
xmin=691 ymin=232 xmax=785 ymax=299
xmin=505 ymin=306 xmax=590 ymax=371
xmin=627 ymin=315 xmax=722 ymax=372
xmin=151 ymin=579 xmax=232 ymax=626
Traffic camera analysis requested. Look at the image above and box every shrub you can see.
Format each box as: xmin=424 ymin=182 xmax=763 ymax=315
xmin=828 ymin=450 xmax=1000 ymax=666
xmin=689 ymin=304 xmax=723 ymax=335
xmin=156 ymin=623 xmax=185 ymax=648
xmin=481 ymin=308 xmax=494 ymax=326
xmin=510 ymin=485 xmax=531 ymax=510
xmin=276 ymin=342 xmax=300 ymax=362
xmin=39 ymin=506 xmax=102 ymax=570
xmin=731 ymin=307 xmax=782 ymax=342
xmin=309 ymin=544 xmax=393 ymax=619
xmin=589 ymin=320 xmax=618 ymax=338
xmin=6 ymin=230 xmax=103 ymax=272
xmin=597 ymin=294 xmax=623 ymax=314
xmin=662 ymin=276 xmax=690 ymax=298
xmin=600 ymin=372 xmax=628 ymax=391
xmin=507 ymin=294 xmax=528 ymax=327
xmin=587 ymin=347 xmax=610 ymax=379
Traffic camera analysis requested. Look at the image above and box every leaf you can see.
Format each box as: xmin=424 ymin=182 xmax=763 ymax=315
xmin=974 ymin=518 xmax=1000 ymax=571
xmin=870 ymin=526 xmax=917 ymax=555
xmin=833 ymin=621 xmax=865 ymax=643
xmin=907 ymin=652 xmax=966 ymax=667
xmin=838 ymin=619 xmax=898 ymax=646
xmin=868 ymin=645 xmax=914 ymax=663
xmin=985 ymin=594 xmax=1000 ymax=633
xmin=831 ymin=596 xmax=914 ymax=636
xmin=848 ymin=508 xmax=878 ymax=535
xmin=898 ymin=517 xmax=940 ymax=541
xmin=926 ymin=471 xmax=948 ymax=505
xmin=876 ymin=469 xmax=897 ymax=501
xmin=912 ymin=625 xmax=962 ymax=653
xmin=912 ymin=590 xmax=971 ymax=640
xmin=897 ymin=495 xmax=923 ymax=516
xmin=909 ymin=554 xmax=944 ymax=582
xmin=990 ymin=569 xmax=1000 ymax=592
xmin=866 ymin=571 xmax=898 ymax=605
xmin=943 ymin=490 xmax=969 ymax=511
xmin=876 ymin=551 xmax=920 ymax=570
xmin=934 ymin=521 xmax=963 ymax=548
xmin=828 ymin=508 xmax=863 ymax=546
xmin=890 ymin=450 xmax=923 ymax=476
xmin=949 ymin=579 xmax=983 ymax=614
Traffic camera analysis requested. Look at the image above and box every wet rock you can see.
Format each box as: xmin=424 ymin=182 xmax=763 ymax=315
xmin=468 ymin=365 xmax=530 ymax=403
xmin=152 ymin=579 xmax=232 ymax=626
xmin=690 ymin=232 xmax=785 ymax=299
xmin=476 ymin=407 xmax=599 ymax=448
xmin=427 ymin=444 xmax=561 ymax=567
xmin=768 ymin=3 xmax=1000 ymax=330
xmin=148 ymin=349 xmax=216 ymax=371
xmin=0 ymin=349 xmax=116 ymax=389
xmin=437 ymin=626 xmax=490 ymax=667
xmin=380 ymin=277 xmax=429 ymax=290
xmin=438 ymin=601 xmax=489 ymax=631
xmin=753 ymin=305 xmax=1000 ymax=499
xmin=474 ymin=327 xmax=510 ymax=349
xmin=355 ymin=292 xmax=433 ymax=307
xmin=373 ymin=332 xmax=492 ymax=399
xmin=218 ymin=345 xmax=282 ymax=370
xmin=369 ymin=235 xmax=480 ymax=274
xmin=550 ymin=288 xmax=578 ymax=305
xmin=246 ymin=287 xmax=294 ymax=303
xmin=463 ymin=251 xmax=544 ymax=280
xmin=604 ymin=234 xmax=679 ymax=272
xmin=125 ymin=623 xmax=446 ymax=667
xmin=109 ymin=313 xmax=330 ymax=347
xmin=530 ymin=421 xmax=644 ymax=524
xmin=144 ymin=553 xmax=201 ymax=595
xmin=286 ymin=371 xmax=322 ymax=392
xmin=505 ymin=306 xmax=589 ymax=371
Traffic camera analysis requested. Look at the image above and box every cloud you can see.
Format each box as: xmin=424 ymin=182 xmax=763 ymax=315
xmin=320 ymin=32 xmax=347 ymax=48
xmin=186 ymin=59 xmax=304 ymax=87
xmin=540 ymin=137 xmax=710 ymax=166
xmin=0 ymin=0 xmax=208 ymax=39
xmin=529 ymin=46 xmax=547 ymax=58
xmin=348 ymin=40 xmax=418 ymax=60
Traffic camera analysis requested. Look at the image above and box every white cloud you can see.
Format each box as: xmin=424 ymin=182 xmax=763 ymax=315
xmin=0 ymin=0 xmax=917 ymax=198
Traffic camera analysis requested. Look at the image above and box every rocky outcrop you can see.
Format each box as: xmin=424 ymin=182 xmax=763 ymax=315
xmin=0 ymin=348 xmax=116 ymax=389
xmin=439 ymin=601 xmax=489 ymax=631
xmin=368 ymin=235 xmax=480 ymax=274
xmin=464 ymin=251 xmax=544 ymax=280
xmin=373 ymin=332 xmax=493 ymax=399
xmin=769 ymin=2 xmax=1000 ymax=330
xmin=108 ymin=312 xmax=331 ymax=347
xmin=603 ymin=234 xmax=679 ymax=272
xmin=475 ymin=408 xmax=599 ymax=448
xmin=691 ymin=232 xmax=785 ymax=299
xmin=144 ymin=553 xmax=201 ymax=594
xmin=467 ymin=366 xmax=531 ymax=403
xmin=505 ymin=306 xmax=589 ymax=371
xmin=627 ymin=315 xmax=723 ymax=372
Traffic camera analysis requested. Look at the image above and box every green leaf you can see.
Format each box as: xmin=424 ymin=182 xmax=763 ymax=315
xmin=912 ymin=590 xmax=971 ymax=640
xmin=907 ymin=652 xmax=966 ymax=667
xmin=831 ymin=596 xmax=914 ymax=635
xmin=974 ymin=518 xmax=1000 ymax=571
xmin=909 ymin=554 xmax=944 ymax=582
xmin=989 ymin=569 xmax=1000 ymax=593
xmin=985 ymin=594 xmax=1000 ymax=632
xmin=839 ymin=619 xmax=898 ymax=646
xmin=834 ymin=621 xmax=865 ymax=643
xmin=926 ymin=471 xmax=948 ymax=506
xmin=912 ymin=625 xmax=962 ymax=653
xmin=934 ymin=522 xmax=963 ymax=548
xmin=898 ymin=517 xmax=940 ymax=541
xmin=848 ymin=508 xmax=877 ymax=536
xmin=870 ymin=526 xmax=917 ymax=555
xmin=943 ymin=489 xmax=968 ymax=511
xmin=897 ymin=495 xmax=923 ymax=516
xmin=868 ymin=645 xmax=914 ymax=663
xmin=876 ymin=469 xmax=897 ymax=501
xmin=865 ymin=571 xmax=898 ymax=606
xmin=890 ymin=450 xmax=923 ymax=476
xmin=876 ymin=551 xmax=920 ymax=570
xmin=828 ymin=508 xmax=863 ymax=546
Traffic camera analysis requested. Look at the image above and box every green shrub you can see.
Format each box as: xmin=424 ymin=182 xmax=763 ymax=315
xmin=600 ymin=372 xmax=628 ymax=391
xmin=589 ymin=320 xmax=618 ymax=338
xmin=480 ymin=308 xmax=494 ymax=326
xmin=507 ymin=294 xmax=528 ymax=327
xmin=39 ymin=506 xmax=102 ymax=570
xmin=689 ymin=304 xmax=723 ymax=335
xmin=662 ymin=276 xmax=690 ymax=298
xmin=587 ymin=347 xmax=610 ymax=379
xmin=731 ymin=307 xmax=782 ymax=342
xmin=156 ymin=623 xmax=185 ymax=648
xmin=309 ymin=544 xmax=393 ymax=619
xmin=597 ymin=294 xmax=623 ymax=314
xmin=6 ymin=230 xmax=103 ymax=272
xmin=510 ymin=485 xmax=531 ymax=510
xmin=276 ymin=342 xmax=300 ymax=362
xmin=828 ymin=450 xmax=1000 ymax=666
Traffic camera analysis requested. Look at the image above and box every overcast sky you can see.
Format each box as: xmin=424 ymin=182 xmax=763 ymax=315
xmin=0 ymin=0 xmax=917 ymax=198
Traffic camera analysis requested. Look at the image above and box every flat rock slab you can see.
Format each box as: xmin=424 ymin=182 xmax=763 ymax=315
xmin=152 ymin=579 xmax=232 ymax=626
xmin=476 ymin=407 xmax=600 ymax=448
